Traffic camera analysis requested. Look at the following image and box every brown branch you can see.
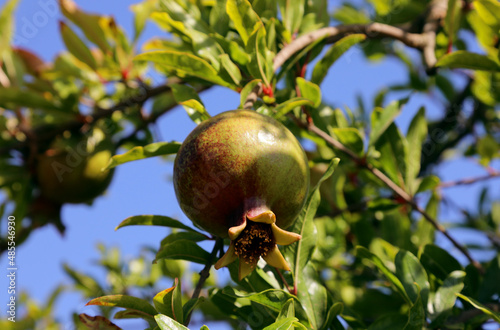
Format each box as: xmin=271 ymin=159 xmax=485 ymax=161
xmin=243 ymin=82 xmax=263 ymax=110
xmin=439 ymin=172 xmax=500 ymax=188
xmin=273 ymin=1 xmax=447 ymax=73
xmin=184 ymin=237 xmax=224 ymax=326
xmin=306 ymin=122 xmax=484 ymax=274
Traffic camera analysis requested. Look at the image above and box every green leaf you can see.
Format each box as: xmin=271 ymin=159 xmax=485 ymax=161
xmin=436 ymin=51 xmax=500 ymax=72
xmin=171 ymin=84 xmax=211 ymax=124
xmin=444 ymin=0 xmax=461 ymax=40
xmin=246 ymin=24 xmax=272 ymax=87
xmin=284 ymin=158 xmax=339 ymax=277
xmin=320 ymin=302 xmax=343 ymax=330
xmin=219 ymin=54 xmax=242 ymax=86
xmin=0 ymin=0 xmax=19 ymax=52
xmin=296 ymin=77 xmax=321 ymax=107
xmin=278 ymin=0 xmax=305 ymax=34
xmin=406 ymin=107 xmax=427 ymax=195
xmin=331 ymin=128 xmax=364 ymax=156
xmin=63 ymin=264 xmax=104 ymax=297
xmin=404 ymin=287 xmax=425 ymax=330
xmin=477 ymin=134 xmax=499 ymax=166
xmin=356 ymin=246 xmax=411 ymax=303
xmin=263 ymin=316 xmax=298 ymax=330
xmin=239 ymin=79 xmax=262 ymax=108
xmin=60 ymin=0 xmax=110 ymax=52
xmin=161 ymin=232 xmax=208 ymax=246
xmin=368 ymin=314 xmax=409 ymax=330
xmin=374 ymin=122 xmax=408 ymax=188
xmin=60 ymin=21 xmax=97 ymax=70
xmin=277 ymin=299 xmax=296 ymax=320
xmin=419 ymin=244 xmax=462 ymax=281
xmin=0 ymin=87 xmax=61 ymax=112
xmin=395 ymin=250 xmax=430 ymax=307
xmin=131 ymin=0 xmax=157 ymax=41
xmin=430 ymin=270 xmax=465 ymax=323
xmin=222 ymin=288 xmax=297 ymax=312
xmin=311 ymin=34 xmax=366 ymax=85
xmin=456 ymin=293 xmax=500 ymax=323
xmin=154 ymin=240 xmax=211 ymax=264
xmin=86 ymin=295 xmax=157 ymax=317
xmin=369 ymin=98 xmax=407 ymax=147
xmin=182 ymin=297 xmax=204 ymax=321
xmin=226 ymin=0 xmax=262 ymax=45
xmin=475 ymin=0 xmax=500 ymax=31
xmin=273 ymin=98 xmax=314 ymax=119
xmin=115 ymin=215 xmax=199 ymax=233
xmin=416 ymin=175 xmax=440 ymax=194
xmin=153 ymin=278 xmax=184 ymax=323
xmin=134 ymin=51 xmax=230 ymax=87
xmin=105 ymin=142 xmax=181 ymax=170
xmin=155 ymin=314 xmax=190 ymax=330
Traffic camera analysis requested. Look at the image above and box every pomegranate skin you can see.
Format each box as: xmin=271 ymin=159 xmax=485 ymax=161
xmin=173 ymin=110 xmax=309 ymax=238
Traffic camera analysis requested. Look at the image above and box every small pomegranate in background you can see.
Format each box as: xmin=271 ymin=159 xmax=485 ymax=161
xmin=36 ymin=128 xmax=114 ymax=205
xmin=173 ymin=110 xmax=309 ymax=279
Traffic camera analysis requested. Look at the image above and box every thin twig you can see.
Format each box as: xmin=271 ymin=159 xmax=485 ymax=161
xmin=306 ymin=122 xmax=484 ymax=274
xmin=439 ymin=172 xmax=500 ymax=188
xmin=184 ymin=237 xmax=224 ymax=326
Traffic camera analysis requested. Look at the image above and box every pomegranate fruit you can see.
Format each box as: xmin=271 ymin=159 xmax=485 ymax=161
xmin=173 ymin=110 xmax=309 ymax=279
xmin=36 ymin=128 xmax=114 ymax=204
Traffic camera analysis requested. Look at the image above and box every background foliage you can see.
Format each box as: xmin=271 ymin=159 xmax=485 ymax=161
xmin=1 ymin=0 xmax=500 ymax=329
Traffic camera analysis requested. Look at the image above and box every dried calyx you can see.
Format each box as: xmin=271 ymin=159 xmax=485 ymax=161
xmin=215 ymin=210 xmax=301 ymax=280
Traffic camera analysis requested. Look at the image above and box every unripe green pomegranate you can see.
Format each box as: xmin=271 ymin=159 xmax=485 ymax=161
xmin=173 ymin=110 xmax=309 ymax=279
xmin=36 ymin=128 xmax=114 ymax=204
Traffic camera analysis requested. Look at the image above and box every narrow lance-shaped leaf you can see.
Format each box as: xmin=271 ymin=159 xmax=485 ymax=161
xmin=0 ymin=0 xmax=19 ymax=52
xmin=170 ymin=84 xmax=211 ymax=124
xmin=475 ymin=0 xmax=500 ymax=31
xmin=278 ymin=0 xmax=305 ymax=34
xmin=115 ymin=215 xmax=201 ymax=233
xmin=263 ymin=317 xmax=299 ymax=330
xmin=222 ymin=287 xmax=298 ymax=312
xmin=105 ymin=142 xmax=181 ymax=170
xmin=0 ymin=87 xmax=62 ymax=112
xmin=456 ymin=293 xmax=500 ymax=323
xmin=86 ymin=295 xmax=157 ymax=317
xmin=436 ymin=51 xmax=500 ymax=72
xmin=356 ymin=246 xmax=411 ymax=304
xmin=283 ymin=158 xmax=339 ymax=283
xmin=246 ymin=24 xmax=272 ymax=87
xmin=273 ymin=98 xmax=314 ymax=119
xmin=60 ymin=0 xmax=110 ymax=52
xmin=134 ymin=51 xmax=231 ymax=87
xmin=154 ymin=314 xmax=190 ymax=330
xmin=404 ymin=285 xmax=425 ymax=330
xmin=311 ymin=34 xmax=366 ymax=85
xmin=154 ymin=240 xmax=211 ymax=264
xmin=226 ymin=0 xmax=262 ymax=45
xmin=369 ymin=98 xmax=407 ymax=147
xmin=79 ymin=314 xmax=121 ymax=330
xmin=59 ymin=21 xmax=97 ymax=70
xmin=405 ymin=107 xmax=427 ymax=195
xmin=153 ymin=278 xmax=184 ymax=323
xmin=130 ymin=0 xmax=157 ymax=41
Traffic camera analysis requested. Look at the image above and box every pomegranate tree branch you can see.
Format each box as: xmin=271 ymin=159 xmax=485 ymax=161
xmin=184 ymin=237 xmax=224 ymax=326
xmin=273 ymin=1 xmax=447 ymax=73
xmin=243 ymin=82 xmax=263 ymax=110
xmin=439 ymin=172 xmax=500 ymax=188
xmin=306 ymin=123 xmax=484 ymax=274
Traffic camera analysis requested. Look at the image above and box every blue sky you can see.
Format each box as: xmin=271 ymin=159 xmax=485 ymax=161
xmin=0 ymin=1 xmax=499 ymax=329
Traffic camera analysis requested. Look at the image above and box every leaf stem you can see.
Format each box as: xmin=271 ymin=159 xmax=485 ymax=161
xmin=184 ymin=237 xmax=224 ymax=326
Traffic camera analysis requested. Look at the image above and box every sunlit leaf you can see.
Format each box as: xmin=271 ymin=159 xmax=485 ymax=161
xmin=155 ymin=314 xmax=190 ymax=330
xmin=296 ymin=77 xmax=321 ymax=107
xmin=105 ymin=142 xmax=181 ymax=170
xmin=457 ymin=293 xmax=500 ymax=322
xmin=171 ymin=84 xmax=211 ymax=124
xmin=263 ymin=316 xmax=298 ymax=330
xmin=226 ymin=0 xmax=262 ymax=45
xmin=86 ymin=295 xmax=157 ymax=317
xmin=154 ymin=278 xmax=184 ymax=323
xmin=406 ymin=107 xmax=427 ymax=194
xmin=395 ymin=250 xmax=430 ymax=306
xmin=273 ymin=98 xmax=314 ymax=119
xmin=60 ymin=21 xmax=97 ymax=70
